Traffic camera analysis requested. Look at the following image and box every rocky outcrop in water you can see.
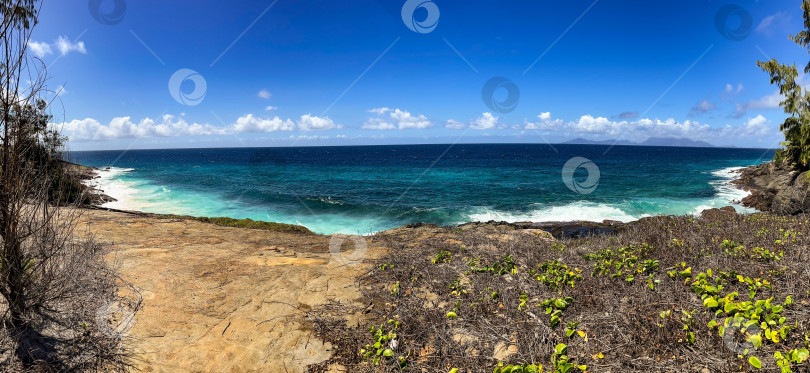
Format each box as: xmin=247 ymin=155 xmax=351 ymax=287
xmin=733 ymin=161 xmax=810 ymax=214
xmin=61 ymin=161 xmax=117 ymax=205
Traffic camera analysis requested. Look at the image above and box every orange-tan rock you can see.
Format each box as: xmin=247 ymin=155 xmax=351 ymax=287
xmin=77 ymin=209 xmax=382 ymax=372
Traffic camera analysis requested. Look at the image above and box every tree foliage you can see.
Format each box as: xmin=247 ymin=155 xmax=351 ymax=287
xmin=759 ymin=1 xmax=810 ymax=169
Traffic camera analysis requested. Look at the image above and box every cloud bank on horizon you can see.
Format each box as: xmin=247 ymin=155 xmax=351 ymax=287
xmin=52 ymin=108 xmax=774 ymax=149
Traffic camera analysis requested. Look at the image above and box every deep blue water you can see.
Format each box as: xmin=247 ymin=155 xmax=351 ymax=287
xmin=70 ymin=144 xmax=774 ymax=235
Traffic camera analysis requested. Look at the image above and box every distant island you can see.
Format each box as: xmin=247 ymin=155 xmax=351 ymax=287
xmin=562 ymin=137 xmax=715 ymax=148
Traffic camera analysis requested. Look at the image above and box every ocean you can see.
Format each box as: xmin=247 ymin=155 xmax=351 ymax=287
xmin=70 ymin=143 xmax=774 ymax=235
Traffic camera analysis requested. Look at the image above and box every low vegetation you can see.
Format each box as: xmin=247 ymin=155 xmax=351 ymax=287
xmin=153 ymin=214 xmax=313 ymax=234
xmin=308 ymin=212 xmax=810 ymax=372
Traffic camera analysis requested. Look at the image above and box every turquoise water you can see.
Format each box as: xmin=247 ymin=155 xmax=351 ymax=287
xmin=71 ymin=144 xmax=774 ymax=235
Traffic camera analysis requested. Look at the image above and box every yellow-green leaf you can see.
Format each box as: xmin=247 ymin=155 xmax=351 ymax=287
xmin=749 ymin=356 xmax=762 ymax=369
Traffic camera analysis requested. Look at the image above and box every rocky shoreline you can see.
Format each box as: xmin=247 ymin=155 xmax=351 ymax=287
xmin=732 ymin=161 xmax=810 ymax=214
xmin=61 ymin=161 xmax=117 ymax=205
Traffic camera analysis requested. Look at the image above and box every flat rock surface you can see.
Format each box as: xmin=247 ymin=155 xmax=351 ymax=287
xmin=76 ymin=209 xmax=382 ymax=372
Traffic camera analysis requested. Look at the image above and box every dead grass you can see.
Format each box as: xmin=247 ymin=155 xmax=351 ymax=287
xmin=308 ymin=212 xmax=810 ymax=372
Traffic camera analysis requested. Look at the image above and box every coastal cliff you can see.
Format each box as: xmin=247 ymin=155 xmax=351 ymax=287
xmin=733 ymin=161 xmax=810 ymax=214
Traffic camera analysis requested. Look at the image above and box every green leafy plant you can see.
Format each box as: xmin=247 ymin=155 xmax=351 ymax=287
xmin=433 ymin=250 xmax=452 ymax=264
xmin=361 ymin=322 xmax=405 ymax=367
xmin=539 ymin=297 xmax=574 ymax=327
xmin=585 ymin=243 xmax=655 ymax=282
xmin=564 ymin=321 xmax=580 ymax=338
xmin=449 ymin=277 xmax=468 ymax=296
xmin=493 ymin=362 xmax=543 ymax=373
xmin=531 ymin=260 xmax=582 ymax=291
xmin=469 ymin=255 xmax=517 ymax=275
xmin=551 ymin=343 xmax=586 ymax=373
xmin=775 ymin=348 xmax=810 ymax=372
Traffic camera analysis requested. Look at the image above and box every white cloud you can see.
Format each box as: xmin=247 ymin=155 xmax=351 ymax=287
xmin=55 ymin=85 xmax=67 ymax=97
xmin=368 ymin=107 xmax=391 ymax=115
xmin=756 ymin=12 xmax=789 ymax=35
xmin=361 ymin=119 xmax=396 ymax=130
xmin=297 ymin=114 xmax=340 ymax=131
xmin=28 ymin=36 xmax=86 ymax=58
xmin=470 ymin=112 xmax=498 ymax=130
xmin=731 ymin=114 xmax=771 ymax=137
xmin=534 ymin=113 xmax=777 ymax=143
xmin=286 ymin=134 xmax=333 ymax=141
xmin=688 ymin=99 xmax=718 ymax=116
xmin=233 ymin=114 xmax=294 ymax=133
xmin=745 ymin=91 xmax=782 ymax=110
xmin=53 ymin=113 xmax=341 ymax=141
xmin=54 ymin=36 xmax=86 ymax=56
xmin=362 ymin=108 xmax=432 ymax=130
xmin=445 ymin=119 xmax=465 ymax=130
xmin=257 ymin=89 xmax=272 ymax=99
xmin=55 ymin=115 xmax=224 ymax=141
xmin=525 ymin=112 xmax=564 ymax=130
xmin=390 ymin=108 xmax=431 ymax=129
xmin=442 ymin=112 xmax=503 ymax=130
xmin=725 ymin=83 xmax=744 ymax=94
xmin=730 ymin=90 xmax=782 ymax=118
xmin=567 ymin=115 xmax=619 ymax=134
xmin=27 ymin=40 xmax=52 ymax=58
xmin=265 ymin=106 xmax=278 ymax=111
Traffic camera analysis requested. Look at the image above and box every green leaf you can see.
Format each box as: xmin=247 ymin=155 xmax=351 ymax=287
xmin=749 ymin=334 xmax=763 ymax=349
xmin=749 ymin=356 xmax=762 ymax=369
xmin=704 ymin=297 xmax=719 ymax=308
xmin=797 ymin=348 xmax=809 ymax=362
xmin=555 ymin=343 xmax=568 ymax=355
xmin=566 ymin=328 xmax=576 ymax=338
xmin=382 ymin=349 xmax=393 ymax=357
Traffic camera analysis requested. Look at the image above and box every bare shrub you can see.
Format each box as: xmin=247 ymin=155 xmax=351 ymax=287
xmin=0 ymin=1 xmax=140 ymax=370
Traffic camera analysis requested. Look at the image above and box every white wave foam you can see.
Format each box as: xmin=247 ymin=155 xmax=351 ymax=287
xmin=700 ymin=166 xmax=753 ymax=214
xmin=82 ymin=167 xmax=151 ymax=211
xmin=467 ymin=202 xmax=640 ymax=223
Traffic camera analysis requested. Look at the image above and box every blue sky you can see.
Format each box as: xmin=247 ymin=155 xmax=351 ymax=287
xmin=31 ymin=0 xmax=803 ymax=150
